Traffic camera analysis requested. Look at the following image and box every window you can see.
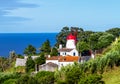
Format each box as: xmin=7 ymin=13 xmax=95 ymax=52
xmin=65 ymin=52 xmax=66 ymax=55
xmin=73 ymin=52 xmax=76 ymax=56
xmin=58 ymin=53 xmax=60 ymax=56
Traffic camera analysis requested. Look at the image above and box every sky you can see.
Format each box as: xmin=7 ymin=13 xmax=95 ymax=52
xmin=0 ymin=0 xmax=120 ymax=33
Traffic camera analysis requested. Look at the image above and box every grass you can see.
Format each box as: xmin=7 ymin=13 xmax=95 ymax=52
xmin=102 ymin=67 xmax=120 ymax=84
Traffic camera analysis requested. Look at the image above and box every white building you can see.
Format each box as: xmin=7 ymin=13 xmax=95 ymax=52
xmin=58 ymin=33 xmax=78 ymax=56
xmin=45 ymin=56 xmax=79 ymax=70
xmin=39 ymin=33 xmax=80 ymax=71
xmin=15 ymin=56 xmax=39 ymax=67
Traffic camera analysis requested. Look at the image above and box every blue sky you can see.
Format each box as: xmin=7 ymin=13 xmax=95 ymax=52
xmin=0 ymin=0 xmax=120 ymax=33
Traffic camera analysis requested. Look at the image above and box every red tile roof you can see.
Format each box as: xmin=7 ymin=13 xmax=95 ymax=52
xmin=46 ymin=56 xmax=80 ymax=62
xmin=46 ymin=56 xmax=59 ymax=60
xmin=59 ymin=56 xmax=79 ymax=62
xmin=58 ymin=48 xmax=73 ymax=52
xmin=46 ymin=62 xmax=58 ymax=67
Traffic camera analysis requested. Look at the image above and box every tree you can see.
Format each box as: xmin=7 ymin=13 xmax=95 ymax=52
xmin=24 ymin=45 xmax=36 ymax=56
xmin=56 ymin=27 xmax=85 ymax=48
xmin=76 ymin=41 xmax=90 ymax=56
xmin=89 ymin=32 xmax=104 ymax=50
xmin=65 ymin=66 xmax=83 ymax=84
xmin=106 ymin=28 xmax=120 ymax=37
xmin=98 ymin=33 xmax=114 ymax=49
xmin=9 ymin=51 xmax=16 ymax=61
xmin=40 ymin=40 xmax=51 ymax=55
xmin=25 ymin=56 xmax=35 ymax=73
xmin=34 ymin=53 xmax=45 ymax=72
xmin=50 ymin=47 xmax=58 ymax=56
xmin=56 ymin=26 xmax=70 ymax=47
xmin=0 ymin=57 xmax=9 ymax=72
xmin=77 ymin=30 xmax=93 ymax=42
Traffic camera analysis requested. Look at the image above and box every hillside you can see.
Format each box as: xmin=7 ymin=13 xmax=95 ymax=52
xmin=102 ymin=67 xmax=120 ymax=84
xmin=102 ymin=37 xmax=120 ymax=84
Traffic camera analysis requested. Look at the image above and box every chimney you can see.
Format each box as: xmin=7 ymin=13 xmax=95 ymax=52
xmin=48 ymin=55 xmax=51 ymax=58
xmin=59 ymin=44 xmax=62 ymax=49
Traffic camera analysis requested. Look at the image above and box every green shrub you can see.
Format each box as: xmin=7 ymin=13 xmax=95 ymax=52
xmin=16 ymin=74 xmax=37 ymax=84
xmin=78 ymin=74 xmax=104 ymax=84
xmin=0 ymin=72 xmax=20 ymax=84
xmin=3 ymin=79 xmax=16 ymax=84
xmin=35 ymin=71 xmax=54 ymax=84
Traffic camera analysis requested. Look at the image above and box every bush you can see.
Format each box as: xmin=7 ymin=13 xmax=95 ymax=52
xmin=16 ymin=74 xmax=37 ymax=84
xmin=25 ymin=56 xmax=35 ymax=73
xmin=0 ymin=72 xmax=20 ymax=84
xmin=78 ymin=74 xmax=104 ymax=84
xmin=3 ymin=79 xmax=16 ymax=84
xmin=35 ymin=71 xmax=54 ymax=84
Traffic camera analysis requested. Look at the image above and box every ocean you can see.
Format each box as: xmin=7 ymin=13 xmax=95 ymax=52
xmin=0 ymin=33 xmax=57 ymax=57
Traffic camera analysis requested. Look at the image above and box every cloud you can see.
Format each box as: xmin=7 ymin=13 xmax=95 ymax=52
xmin=0 ymin=0 xmax=38 ymax=25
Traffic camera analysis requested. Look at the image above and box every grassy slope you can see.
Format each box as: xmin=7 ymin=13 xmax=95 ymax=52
xmin=101 ymin=38 xmax=120 ymax=84
xmin=102 ymin=67 xmax=120 ymax=84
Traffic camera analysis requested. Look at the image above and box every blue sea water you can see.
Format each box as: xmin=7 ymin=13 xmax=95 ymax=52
xmin=0 ymin=33 xmax=57 ymax=57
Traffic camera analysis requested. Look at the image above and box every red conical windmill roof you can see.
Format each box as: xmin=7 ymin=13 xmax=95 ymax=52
xmin=67 ymin=33 xmax=76 ymax=40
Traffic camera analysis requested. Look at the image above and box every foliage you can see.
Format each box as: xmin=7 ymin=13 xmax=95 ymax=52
xmin=50 ymin=47 xmax=58 ymax=56
xmin=25 ymin=56 xmax=35 ymax=73
xmin=0 ymin=57 xmax=10 ymax=72
xmin=98 ymin=33 xmax=114 ymax=49
xmin=78 ymin=74 xmax=104 ymax=84
xmin=102 ymin=67 xmax=120 ymax=84
xmin=77 ymin=30 xmax=93 ymax=42
xmin=65 ymin=65 xmax=83 ymax=84
xmin=56 ymin=26 xmax=84 ymax=47
xmin=16 ymin=74 xmax=37 ymax=84
xmin=3 ymin=79 xmax=16 ymax=84
xmin=17 ymin=54 xmax=24 ymax=59
xmin=55 ymin=37 xmax=120 ymax=84
xmin=106 ymin=28 xmax=120 ymax=37
xmin=34 ymin=53 xmax=45 ymax=71
xmin=15 ymin=66 xmax=25 ymax=73
xmin=89 ymin=32 xmax=104 ymax=50
xmin=40 ymin=39 xmax=51 ymax=55
xmin=56 ymin=26 xmax=70 ymax=47
xmin=0 ymin=72 xmax=20 ymax=84
xmin=35 ymin=71 xmax=54 ymax=84
xmin=9 ymin=51 xmax=17 ymax=62
xmin=24 ymin=45 xmax=36 ymax=56
xmin=76 ymin=41 xmax=90 ymax=56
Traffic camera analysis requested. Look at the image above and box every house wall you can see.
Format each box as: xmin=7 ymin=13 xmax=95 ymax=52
xmin=15 ymin=58 xmax=26 ymax=67
xmin=39 ymin=64 xmax=58 ymax=72
xmin=60 ymin=52 xmax=66 ymax=56
xmin=58 ymin=62 xmax=74 ymax=69
xmin=59 ymin=49 xmax=78 ymax=56
xmin=70 ymin=49 xmax=78 ymax=56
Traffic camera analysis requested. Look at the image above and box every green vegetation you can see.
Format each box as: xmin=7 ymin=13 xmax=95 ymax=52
xmin=102 ymin=67 xmax=120 ymax=84
xmin=56 ymin=27 xmax=120 ymax=55
xmin=54 ymin=37 xmax=120 ymax=84
xmin=24 ymin=45 xmax=36 ymax=56
xmin=40 ymin=39 xmax=51 ymax=55
xmin=50 ymin=47 xmax=58 ymax=56
xmin=0 ymin=27 xmax=120 ymax=84
xmin=0 ymin=71 xmax=54 ymax=84
xmin=35 ymin=71 xmax=54 ymax=84
xmin=77 ymin=41 xmax=90 ymax=56
xmin=25 ymin=56 xmax=35 ymax=73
